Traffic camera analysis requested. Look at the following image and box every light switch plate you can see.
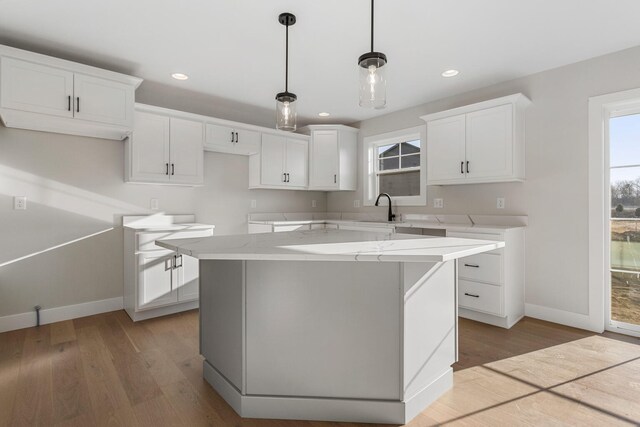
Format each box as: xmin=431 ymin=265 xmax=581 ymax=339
xmin=14 ymin=196 xmax=27 ymax=210
xmin=434 ymin=198 xmax=444 ymax=208
xmin=311 ymin=200 xmax=317 ymax=208
xmin=250 ymin=199 xmax=257 ymax=209
xmin=353 ymin=199 xmax=361 ymax=208
xmin=497 ymin=198 xmax=505 ymax=209
xmin=150 ymin=198 xmax=159 ymax=210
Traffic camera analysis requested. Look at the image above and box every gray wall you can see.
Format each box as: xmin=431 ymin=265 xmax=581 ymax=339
xmin=0 ymin=126 xmax=326 ymax=316
xmin=329 ymin=45 xmax=640 ymax=317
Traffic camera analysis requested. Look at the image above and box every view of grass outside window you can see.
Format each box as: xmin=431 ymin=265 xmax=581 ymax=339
xmin=377 ymin=140 xmax=420 ymax=196
xmin=610 ymin=113 xmax=640 ymax=327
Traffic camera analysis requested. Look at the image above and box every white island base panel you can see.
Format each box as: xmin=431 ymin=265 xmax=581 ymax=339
xmin=199 ymin=259 xmax=458 ymax=424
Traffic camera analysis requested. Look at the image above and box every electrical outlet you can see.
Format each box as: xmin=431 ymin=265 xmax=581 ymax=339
xmin=353 ymin=199 xmax=361 ymax=208
xmin=311 ymin=200 xmax=317 ymax=208
xmin=497 ymin=197 xmax=505 ymax=209
xmin=150 ymin=198 xmax=159 ymax=210
xmin=434 ymin=198 xmax=444 ymax=208
xmin=14 ymin=196 xmax=26 ymax=210
xmin=250 ymin=199 xmax=257 ymax=209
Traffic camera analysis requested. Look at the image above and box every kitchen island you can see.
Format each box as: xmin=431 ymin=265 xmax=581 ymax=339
xmin=157 ymin=229 xmax=504 ymax=424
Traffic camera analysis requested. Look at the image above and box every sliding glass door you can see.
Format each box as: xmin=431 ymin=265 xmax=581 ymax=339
xmin=609 ymin=113 xmax=640 ymax=334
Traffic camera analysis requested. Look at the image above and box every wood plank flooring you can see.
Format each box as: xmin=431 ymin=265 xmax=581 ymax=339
xmin=0 ymin=310 xmax=638 ymax=426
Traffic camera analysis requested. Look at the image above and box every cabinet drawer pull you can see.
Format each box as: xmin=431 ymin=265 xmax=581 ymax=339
xmin=230 ymin=131 xmax=234 ymax=143
xmin=67 ymin=95 xmax=71 ymax=111
xmin=334 ymin=174 xmax=337 ymax=184
xmin=466 ymin=161 xmax=470 ymax=174
xmin=171 ymin=163 xmax=175 ymax=175
xmin=283 ymin=173 xmax=287 ymax=182
xmin=460 ymin=161 xmax=464 ymax=174
xmin=286 ymin=173 xmax=290 ymax=182
xmin=174 ymin=254 xmax=183 ymax=269
xmin=165 ymin=163 xmax=169 ymax=175
xmin=464 ymin=292 xmax=480 ymax=298
xmin=235 ymin=132 xmax=239 ymax=143
xmin=464 ymin=263 xmax=480 ymax=268
xmin=76 ymin=97 xmax=80 ymax=113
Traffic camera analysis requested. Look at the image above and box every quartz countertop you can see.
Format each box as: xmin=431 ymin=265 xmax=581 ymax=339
xmin=156 ymin=229 xmax=504 ymax=263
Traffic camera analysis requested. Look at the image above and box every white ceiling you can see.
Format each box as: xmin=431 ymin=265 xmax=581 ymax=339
xmin=2 ymin=0 xmax=640 ymax=125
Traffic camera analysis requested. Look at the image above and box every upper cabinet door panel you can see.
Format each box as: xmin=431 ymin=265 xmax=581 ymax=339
xmin=0 ymin=57 xmax=74 ymax=118
xmin=261 ymin=134 xmax=287 ymax=186
xmin=169 ymin=117 xmax=204 ymax=185
xmin=235 ymin=128 xmax=261 ymax=155
xmin=286 ymin=139 xmax=309 ymax=188
xmin=130 ymin=111 xmax=171 ymax=182
xmin=465 ymin=104 xmax=513 ymax=179
xmin=205 ymin=123 xmax=235 ymax=152
xmin=73 ymin=73 xmax=134 ymax=126
xmin=310 ymin=130 xmax=339 ymax=189
xmin=426 ymin=114 xmax=466 ymax=182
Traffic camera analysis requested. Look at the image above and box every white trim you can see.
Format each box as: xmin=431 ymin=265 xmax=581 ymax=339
xmin=203 ymin=359 xmax=451 ymax=424
xmin=589 ymin=88 xmax=640 ymax=335
xmin=0 ymin=296 xmax=123 ymax=333
xmin=362 ymin=125 xmax=427 ymax=207
xmin=525 ymin=303 xmax=600 ymax=332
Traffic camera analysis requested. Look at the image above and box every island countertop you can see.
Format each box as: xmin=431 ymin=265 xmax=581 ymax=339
xmin=156 ymin=229 xmax=504 ymax=262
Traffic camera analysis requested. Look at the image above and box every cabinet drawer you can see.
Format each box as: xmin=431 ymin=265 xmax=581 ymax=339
xmin=459 ymin=253 xmax=502 ymax=285
xmin=137 ymin=228 xmax=213 ymax=252
xmin=459 ymin=280 xmax=503 ymax=316
xmin=447 ymin=231 xmax=503 ymax=255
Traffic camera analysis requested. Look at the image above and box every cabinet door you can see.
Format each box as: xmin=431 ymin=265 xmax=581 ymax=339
xmin=73 ymin=73 xmax=134 ymax=126
xmin=285 ymin=139 xmax=308 ymax=188
xmin=129 ymin=111 xmax=171 ymax=183
xmin=310 ymin=130 xmax=339 ymax=189
xmin=260 ymin=134 xmax=287 ymax=186
xmin=426 ymin=114 xmax=466 ymax=183
xmin=0 ymin=57 xmax=74 ymax=118
xmin=138 ymin=254 xmax=178 ymax=310
xmin=465 ymin=104 xmax=513 ymax=180
xmin=176 ymin=254 xmax=199 ymax=302
xmin=204 ymin=123 xmax=235 ymax=153
xmin=169 ymin=117 xmax=204 ymax=185
xmin=235 ymin=128 xmax=261 ymax=155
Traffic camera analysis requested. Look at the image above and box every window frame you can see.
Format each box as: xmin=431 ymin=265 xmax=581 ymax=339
xmin=362 ymin=125 xmax=427 ymax=206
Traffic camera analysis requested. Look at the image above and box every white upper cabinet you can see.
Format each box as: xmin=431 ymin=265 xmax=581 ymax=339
xmin=205 ymin=123 xmax=260 ymax=155
xmin=73 ymin=73 xmax=134 ymax=126
xmin=0 ymin=57 xmax=74 ymax=118
xmin=421 ymin=93 xmax=530 ymax=185
xmin=249 ymin=133 xmax=309 ymax=190
xmin=126 ymin=105 xmax=204 ymax=186
xmin=301 ymin=125 xmax=358 ymax=191
xmin=0 ymin=44 xmax=142 ymax=140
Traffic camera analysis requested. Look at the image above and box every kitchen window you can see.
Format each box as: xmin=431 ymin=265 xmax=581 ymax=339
xmin=363 ymin=125 xmax=427 ymax=206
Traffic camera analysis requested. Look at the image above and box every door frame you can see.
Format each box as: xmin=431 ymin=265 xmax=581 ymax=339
xmin=589 ymin=88 xmax=640 ymax=336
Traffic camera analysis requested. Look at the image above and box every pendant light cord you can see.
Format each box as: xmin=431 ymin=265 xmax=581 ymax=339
xmin=370 ymin=0 xmax=374 ymax=53
xmin=285 ymin=22 xmax=289 ymax=92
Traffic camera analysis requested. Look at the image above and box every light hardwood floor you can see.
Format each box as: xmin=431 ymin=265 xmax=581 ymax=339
xmin=0 ymin=310 xmax=639 ymax=426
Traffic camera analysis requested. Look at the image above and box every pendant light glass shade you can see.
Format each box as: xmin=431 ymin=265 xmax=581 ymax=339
xmin=276 ymin=13 xmax=297 ymax=131
xmin=358 ymin=53 xmax=387 ymax=109
xmin=276 ymin=92 xmax=297 ymax=132
xmin=359 ymin=0 xmax=387 ymax=109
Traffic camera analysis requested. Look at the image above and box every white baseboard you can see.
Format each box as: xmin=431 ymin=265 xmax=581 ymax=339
xmin=525 ymin=303 xmax=603 ymax=333
xmin=0 ymin=296 xmax=123 ymax=333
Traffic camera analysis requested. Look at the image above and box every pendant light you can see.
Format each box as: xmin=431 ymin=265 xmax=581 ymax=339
xmin=276 ymin=12 xmax=297 ymax=131
xmin=358 ymin=0 xmax=387 ymax=109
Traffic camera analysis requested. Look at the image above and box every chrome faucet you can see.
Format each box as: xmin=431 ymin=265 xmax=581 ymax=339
xmin=375 ymin=193 xmax=395 ymax=222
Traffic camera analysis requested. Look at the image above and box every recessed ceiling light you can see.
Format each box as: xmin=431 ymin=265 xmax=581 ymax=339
xmin=441 ymin=69 xmax=459 ymax=78
xmin=318 ymin=112 xmax=330 ymax=117
xmin=171 ymin=73 xmax=189 ymax=80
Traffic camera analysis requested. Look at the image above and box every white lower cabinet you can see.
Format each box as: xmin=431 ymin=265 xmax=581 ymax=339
xmin=124 ymin=222 xmax=214 ymax=321
xmin=447 ymin=229 xmax=524 ymax=328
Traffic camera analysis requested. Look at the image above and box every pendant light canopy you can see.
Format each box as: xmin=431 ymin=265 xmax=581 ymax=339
xmin=358 ymin=0 xmax=387 ymax=109
xmin=276 ymin=12 xmax=297 ymax=131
